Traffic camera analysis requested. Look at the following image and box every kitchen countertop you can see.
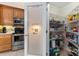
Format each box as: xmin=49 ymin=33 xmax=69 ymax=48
xmin=0 ymin=33 xmax=28 ymax=36
xmin=0 ymin=32 xmax=14 ymax=35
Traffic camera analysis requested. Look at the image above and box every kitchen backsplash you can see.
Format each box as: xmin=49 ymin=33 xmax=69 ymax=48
xmin=0 ymin=25 xmax=14 ymax=33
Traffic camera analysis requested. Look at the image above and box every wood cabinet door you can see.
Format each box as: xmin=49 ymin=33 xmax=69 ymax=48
xmin=13 ymin=8 xmax=19 ymax=18
xmin=4 ymin=35 xmax=12 ymax=44
xmin=0 ymin=35 xmax=12 ymax=52
xmin=2 ymin=6 xmax=13 ymax=25
xmin=19 ymin=9 xmax=24 ymax=18
xmin=13 ymin=8 xmax=24 ymax=18
xmin=0 ymin=36 xmax=4 ymax=45
xmin=0 ymin=35 xmax=12 ymax=45
xmin=0 ymin=44 xmax=11 ymax=52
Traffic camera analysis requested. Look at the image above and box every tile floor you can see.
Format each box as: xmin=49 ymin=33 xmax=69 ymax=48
xmin=0 ymin=49 xmax=24 ymax=56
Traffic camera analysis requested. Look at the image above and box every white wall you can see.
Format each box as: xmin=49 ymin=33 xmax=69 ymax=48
xmin=61 ymin=2 xmax=79 ymax=17
xmin=49 ymin=3 xmax=66 ymax=21
xmin=0 ymin=2 xmax=24 ymax=9
xmin=50 ymin=2 xmax=79 ymax=17
xmin=49 ymin=4 xmax=59 ymax=16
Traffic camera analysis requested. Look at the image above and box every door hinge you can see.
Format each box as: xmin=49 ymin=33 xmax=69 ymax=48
xmin=46 ymin=30 xmax=48 ymax=33
xmin=46 ymin=52 xmax=49 ymax=56
xmin=46 ymin=7 xmax=48 ymax=11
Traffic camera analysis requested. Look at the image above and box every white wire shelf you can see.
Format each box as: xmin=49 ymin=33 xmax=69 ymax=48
xmin=67 ymin=30 xmax=79 ymax=35
xmin=68 ymin=39 xmax=79 ymax=49
xmin=69 ymin=20 xmax=79 ymax=24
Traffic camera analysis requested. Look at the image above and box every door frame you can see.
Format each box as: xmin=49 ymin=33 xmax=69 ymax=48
xmin=24 ymin=2 xmax=48 ymax=56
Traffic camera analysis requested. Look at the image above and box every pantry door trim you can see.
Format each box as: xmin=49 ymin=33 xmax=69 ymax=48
xmin=24 ymin=3 xmax=28 ymax=56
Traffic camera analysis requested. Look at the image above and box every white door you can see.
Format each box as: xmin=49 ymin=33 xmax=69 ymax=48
xmin=25 ymin=2 xmax=48 ymax=56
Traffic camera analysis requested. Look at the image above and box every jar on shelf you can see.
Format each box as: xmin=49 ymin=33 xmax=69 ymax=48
xmin=75 ymin=13 xmax=79 ymax=20
xmin=67 ymin=15 xmax=73 ymax=22
xmin=73 ymin=14 xmax=76 ymax=20
xmin=72 ymin=27 xmax=78 ymax=32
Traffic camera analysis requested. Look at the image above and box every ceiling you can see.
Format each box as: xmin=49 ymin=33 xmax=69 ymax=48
xmin=49 ymin=2 xmax=71 ymax=8
xmin=0 ymin=2 xmax=71 ymax=9
xmin=0 ymin=2 xmax=24 ymax=9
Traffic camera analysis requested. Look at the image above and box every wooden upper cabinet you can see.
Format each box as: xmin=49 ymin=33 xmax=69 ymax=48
xmin=19 ymin=9 xmax=24 ymax=18
xmin=0 ymin=5 xmax=24 ymax=25
xmin=0 ymin=5 xmax=13 ymax=25
xmin=13 ymin=8 xmax=24 ymax=19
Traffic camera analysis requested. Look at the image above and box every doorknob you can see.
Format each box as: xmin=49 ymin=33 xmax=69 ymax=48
xmin=24 ymin=35 xmax=29 ymax=36
xmin=46 ymin=30 xmax=48 ymax=33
